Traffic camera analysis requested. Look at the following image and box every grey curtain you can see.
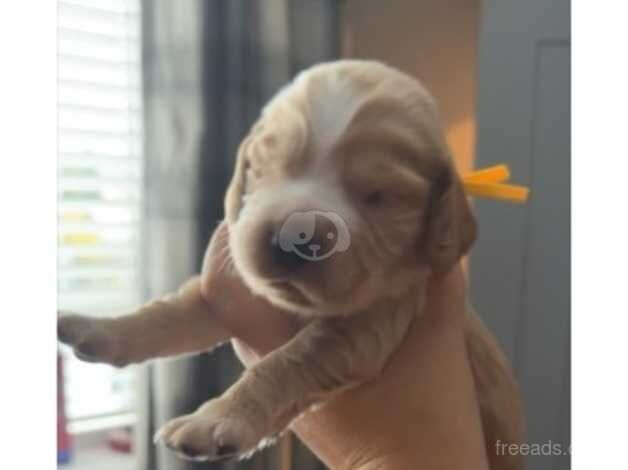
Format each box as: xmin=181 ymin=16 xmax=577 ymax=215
xmin=136 ymin=1 xmax=339 ymax=469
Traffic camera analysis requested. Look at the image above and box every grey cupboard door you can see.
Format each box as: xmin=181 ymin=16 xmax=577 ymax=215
xmin=469 ymin=1 xmax=570 ymax=470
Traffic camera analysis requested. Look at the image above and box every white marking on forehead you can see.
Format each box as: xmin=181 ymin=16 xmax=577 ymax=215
xmin=260 ymin=66 xmax=370 ymax=172
xmin=305 ymin=71 xmax=365 ymax=156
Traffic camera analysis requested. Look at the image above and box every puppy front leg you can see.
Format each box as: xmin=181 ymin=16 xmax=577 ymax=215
xmin=58 ymin=276 xmax=231 ymax=367
xmin=156 ymin=304 xmax=416 ymax=461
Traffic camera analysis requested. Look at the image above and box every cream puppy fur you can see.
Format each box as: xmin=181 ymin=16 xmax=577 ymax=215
xmin=58 ymin=60 xmax=525 ymax=469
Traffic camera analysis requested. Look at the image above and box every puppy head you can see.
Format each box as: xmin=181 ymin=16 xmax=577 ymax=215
xmin=225 ymin=60 xmax=476 ymax=316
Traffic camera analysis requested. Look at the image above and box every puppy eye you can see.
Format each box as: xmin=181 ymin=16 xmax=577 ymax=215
xmin=365 ymin=190 xmax=384 ymax=206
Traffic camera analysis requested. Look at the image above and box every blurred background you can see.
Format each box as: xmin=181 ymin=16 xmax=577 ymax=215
xmin=57 ymin=0 xmax=569 ymax=469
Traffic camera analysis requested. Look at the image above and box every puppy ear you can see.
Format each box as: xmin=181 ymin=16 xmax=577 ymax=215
xmin=224 ymin=139 xmax=249 ymax=224
xmin=224 ymin=121 xmax=263 ymax=224
xmin=421 ymin=164 xmax=477 ymax=275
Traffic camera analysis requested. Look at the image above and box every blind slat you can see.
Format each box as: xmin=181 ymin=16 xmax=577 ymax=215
xmin=59 ymin=26 xmax=136 ymax=42
xmin=59 ymin=2 xmax=140 ymax=19
xmin=59 ymin=53 xmax=139 ymax=67
xmin=59 ymin=68 xmax=140 ymax=89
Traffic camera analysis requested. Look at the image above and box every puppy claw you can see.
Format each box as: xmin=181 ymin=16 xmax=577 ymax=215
xmin=178 ymin=445 xmax=201 ymax=459
xmin=216 ymin=443 xmax=238 ymax=457
xmin=74 ymin=348 xmax=99 ymax=363
xmin=75 ymin=340 xmax=101 ymax=360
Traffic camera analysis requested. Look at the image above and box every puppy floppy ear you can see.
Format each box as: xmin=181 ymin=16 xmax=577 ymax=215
xmin=224 ymin=138 xmax=250 ymax=224
xmin=421 ymin=163 xmax=477 ymax=275
xmin=224 ymin=121 xmax=264 ymax=224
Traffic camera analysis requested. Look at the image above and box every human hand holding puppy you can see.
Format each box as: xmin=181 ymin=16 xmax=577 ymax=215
xmin=59 ymin=61 xmax=522 ymax=469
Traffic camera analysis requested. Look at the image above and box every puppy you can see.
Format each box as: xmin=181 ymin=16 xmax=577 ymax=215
xmin=58 ymin=60 xmax=525 ymax=468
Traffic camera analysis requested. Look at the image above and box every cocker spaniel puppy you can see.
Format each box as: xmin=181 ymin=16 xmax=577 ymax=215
xmin=59 ymin=60 xmax=524 ymax=469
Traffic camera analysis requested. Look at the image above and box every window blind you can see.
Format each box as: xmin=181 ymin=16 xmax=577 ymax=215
xmin=58 ymin=0 xmax=143 ymax=420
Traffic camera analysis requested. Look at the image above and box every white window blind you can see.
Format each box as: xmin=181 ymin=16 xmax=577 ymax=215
xmin=58 ymin=0 xmax=143 ymax=420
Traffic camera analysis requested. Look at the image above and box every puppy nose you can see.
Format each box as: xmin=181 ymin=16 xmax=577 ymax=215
xmin=270 ymin=232 xmax=308 ymax=272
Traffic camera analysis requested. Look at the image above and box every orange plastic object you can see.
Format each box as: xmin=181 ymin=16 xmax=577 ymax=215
xmin=462 ymin=164 xmax=530 ymax=203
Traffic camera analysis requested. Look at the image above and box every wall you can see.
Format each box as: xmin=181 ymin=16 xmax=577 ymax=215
xmin=341 ymin=0 xmax=480 ymax=173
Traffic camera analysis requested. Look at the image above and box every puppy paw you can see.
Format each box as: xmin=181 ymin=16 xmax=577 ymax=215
xmin=154 ymin=397 xmax=272 ymax=461
xmin=58 ymin=314 xmax=128 ymax=367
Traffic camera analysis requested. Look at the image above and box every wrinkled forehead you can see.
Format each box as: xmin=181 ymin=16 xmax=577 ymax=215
xmin=257 ymin=62 xmax=445 ymax=179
